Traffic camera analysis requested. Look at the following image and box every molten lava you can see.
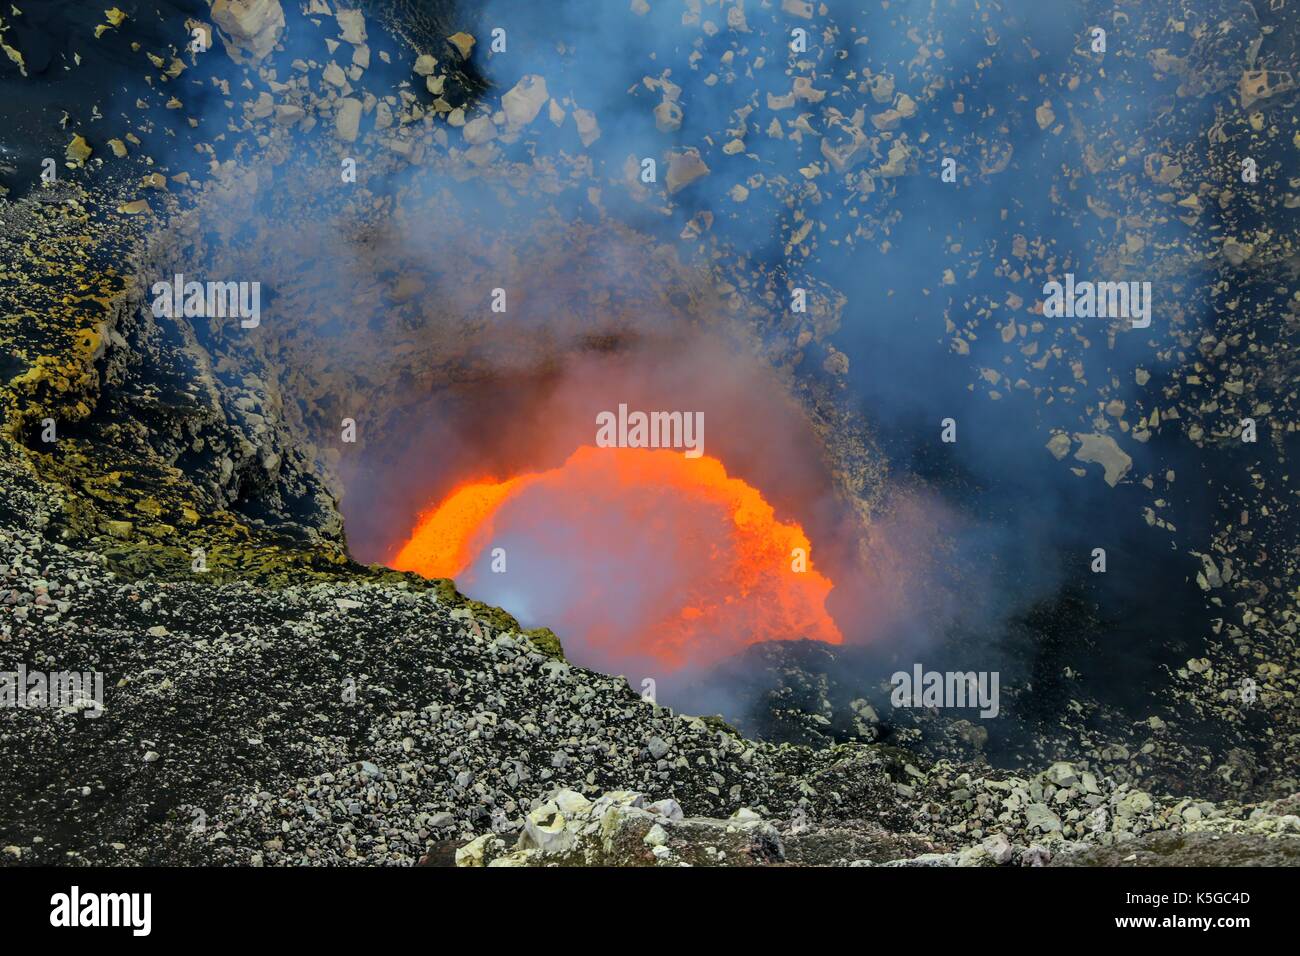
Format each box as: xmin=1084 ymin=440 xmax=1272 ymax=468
xmin=392 ymin=446 xmax=843 ymax=672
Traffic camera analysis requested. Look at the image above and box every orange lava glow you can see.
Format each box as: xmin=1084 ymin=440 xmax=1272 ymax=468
xmin=392 ymin=446 xmax=844 ymax=670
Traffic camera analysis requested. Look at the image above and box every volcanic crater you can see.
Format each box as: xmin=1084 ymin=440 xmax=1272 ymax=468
xmin=2 ymin=0 xmax=1299 ymax=869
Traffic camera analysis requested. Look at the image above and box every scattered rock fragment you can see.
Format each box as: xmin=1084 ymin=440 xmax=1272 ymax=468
xmin=334 ymin=97 xmax=362 ymax=142
xmin=447 ymin=32 xmax=475 ymax=60
xmin=210 ymin=0 xmax=286 ymax=64
xmin=666 ymin=148 xmax=709 ymax=194
xmin=1073 ymin=432 xmax=1132 ymax=486
xmin=502 ymin=75 xmax=549 ymax=129
xmin=65 ymin=135 xmax=92 ymax=165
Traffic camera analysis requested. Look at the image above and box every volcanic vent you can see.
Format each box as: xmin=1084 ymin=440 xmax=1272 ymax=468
xmin=392 ymin=445 xmax=843 ymax=674
xmin=346 ymin=335 xmax=861 ymax=688
xmin=113 ymin=134 xmax=881 ymax=710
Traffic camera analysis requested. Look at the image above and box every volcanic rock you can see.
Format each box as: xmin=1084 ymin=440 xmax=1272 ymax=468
xmin=65 ymin=134 xmax=92 ymax=166
xmin=211 ymin=0 xmax=285 ymax=65
xmin=502 ymin=76 xmax=549 ymax=129
xmin=666 ymin=148 xmax=709 ymax=194
xmin=1072 ymin=432 xmax=1133 ymax=486
xmin=573 ymin=108 xmax=601 ymax=147
xmin=447 ymin=32 xmax=475 ymax=60
xmin=335 ymin=98 xmax=362 ymax=143
xmin=654 ymin=99 xmax=683 ymax=132
xmin=336 ymin=8 xmax=366 ymax=45
xmin=462 ymin=115 xmax=496 ymax=146
xmin=456 ymin=788 xmax=790 ymax=866
xmin=323 ymin=62 xmax=347 ymax=88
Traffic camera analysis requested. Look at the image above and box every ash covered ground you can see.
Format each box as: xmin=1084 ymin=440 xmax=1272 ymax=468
xmin=1 ymin=0 xmax=1299 ymax=868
